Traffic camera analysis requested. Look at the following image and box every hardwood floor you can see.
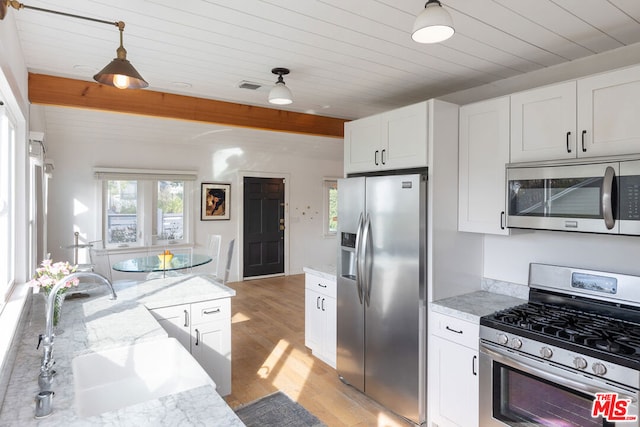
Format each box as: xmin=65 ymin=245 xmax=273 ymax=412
xmin=223 ymin=274 xmax=414 ymax=427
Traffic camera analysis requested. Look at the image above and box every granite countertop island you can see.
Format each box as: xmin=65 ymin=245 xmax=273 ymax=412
xmin=0 ymin=275 xmax=245 ymax=426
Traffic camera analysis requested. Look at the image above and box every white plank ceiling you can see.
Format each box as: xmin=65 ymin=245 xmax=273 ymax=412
xmin=7 ymin=0 xmax=640 ymax=151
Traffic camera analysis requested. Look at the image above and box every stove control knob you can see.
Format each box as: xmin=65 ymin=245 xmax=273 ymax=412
xmin=573 ymin=357 xmax=588 ymax=370
xmin=592 ymin=362 xmax=607 ymax=376
xmin=497 ymin=334 xmax=509 ymax=345
xmin=511 ymin=338 xmax=523 ymax=349
xmin=540 ymin=347 xmax=553 ymax=359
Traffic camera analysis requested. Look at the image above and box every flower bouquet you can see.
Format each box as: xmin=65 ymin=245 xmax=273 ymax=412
xmin=29 ymin=259 xmax=79 ymax=327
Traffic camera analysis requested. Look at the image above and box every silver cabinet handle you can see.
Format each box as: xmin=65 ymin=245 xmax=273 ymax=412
xmin=194 ymin=328 xmax=200 ymax=346
xmin=581 ymin=130 xmax=587 ymax=152
xmin=500 ymin=211 xmax=505 ymax=230
xmin=381 ymin=149 xmax=386 ymax=165
xmin=317 ymin=283 xmax=327 ymax=288
xmin=321 ymin=298 xmax=325 ymax=312
xmin=183 ymin=309 xmax=189 ymax=327
xmin=203 ymin=308 xmax=221 ymax=315
xmin=317 ymin=296 xmax=321 ymax=309
xmin=445 ymin=325 xmax=463 ymax=334
xmin=472 ymin=355 xmax=477 ymax=376
xmin=374 ymin=150 xmax=379 ymax=165
xmin=566 ymin=131 xmax=572 ymax=153
xmin=602 ymin=166 xmax=615 ymax=230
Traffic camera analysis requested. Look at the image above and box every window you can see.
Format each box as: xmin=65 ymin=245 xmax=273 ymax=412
xmin=96 ymin=168 xmax=196 ymax=248
xmin=323 ymin=179 xmax=338 ymax=237
xmin=0 ymin=101 xmax=16 ymax=304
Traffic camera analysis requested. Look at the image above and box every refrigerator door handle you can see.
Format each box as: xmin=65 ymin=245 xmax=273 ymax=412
xmin=362 ymin=213 xmax=373 ymax=307
xmin=354 ymin=212 xmax=365 ymax=305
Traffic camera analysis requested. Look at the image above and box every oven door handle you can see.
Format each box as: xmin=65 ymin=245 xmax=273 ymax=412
xmin=481 ymin=344 xmax=638 ymax=403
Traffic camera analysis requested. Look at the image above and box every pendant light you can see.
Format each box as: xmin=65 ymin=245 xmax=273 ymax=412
xmin=93 ymin=21 xmax=148 ymax=89
xmin=268 ymin=68 xmax=293 ymax=105
xmin=1 ymin=1 xmax=148 ymax=89
xmin=412 ymin=0 xmax=455 ymax=44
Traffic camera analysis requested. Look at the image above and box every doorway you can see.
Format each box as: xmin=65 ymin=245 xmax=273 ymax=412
xmin=242 ymin=176 xmax=286 ymax=278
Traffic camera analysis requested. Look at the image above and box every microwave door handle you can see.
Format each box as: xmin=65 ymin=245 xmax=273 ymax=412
xmin=602 ymin=166 xmax=615 ymax=230
xmin=354 ymin=212 xmax=364 ymax=305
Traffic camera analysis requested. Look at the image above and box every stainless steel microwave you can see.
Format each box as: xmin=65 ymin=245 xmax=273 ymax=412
xmin=506 ymin=158 xmax=640 ymax=235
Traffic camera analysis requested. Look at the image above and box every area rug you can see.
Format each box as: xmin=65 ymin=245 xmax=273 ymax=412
xmin=234 ymin=391 xmax=326 ymax=427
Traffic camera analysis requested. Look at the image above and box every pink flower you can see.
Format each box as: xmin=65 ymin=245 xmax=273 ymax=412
xmin=29 ymin=260 xmax=79 ymax=294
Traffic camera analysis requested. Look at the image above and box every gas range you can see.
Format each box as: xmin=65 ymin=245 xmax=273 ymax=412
xmin=481 ymin=263 xmax=640 ymax=389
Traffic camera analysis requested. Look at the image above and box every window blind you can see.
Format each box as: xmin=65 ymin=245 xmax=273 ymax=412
xmin=93 ymin=167 xmax=198 ymax=181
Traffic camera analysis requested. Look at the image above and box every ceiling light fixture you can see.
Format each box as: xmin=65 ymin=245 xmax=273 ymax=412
xmin=268 ymin=68 xmax=293 ymax=105
xmin=1 ymin=0 xmax=148 ymax=89
xmin=411 ymin=0 xmax=455 ymax=44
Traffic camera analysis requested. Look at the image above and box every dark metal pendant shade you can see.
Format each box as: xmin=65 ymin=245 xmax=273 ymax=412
xmin=93 ymin=57 xmax=148 ymax=89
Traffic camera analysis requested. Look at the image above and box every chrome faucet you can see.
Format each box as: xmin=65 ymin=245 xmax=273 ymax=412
xmin=37 ymin=272 xmax=117 ymax=393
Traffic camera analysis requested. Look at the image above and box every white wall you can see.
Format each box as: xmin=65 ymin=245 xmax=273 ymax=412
xmin=44 ymin=115 xmax=342 ymax=282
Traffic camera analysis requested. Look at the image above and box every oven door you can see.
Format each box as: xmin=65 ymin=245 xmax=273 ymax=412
xmin=480 ymin=341 xmax=639 ymax=427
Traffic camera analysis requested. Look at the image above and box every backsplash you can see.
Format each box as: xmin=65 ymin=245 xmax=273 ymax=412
xmin=482 ymin=277 xmax=529 ymax=300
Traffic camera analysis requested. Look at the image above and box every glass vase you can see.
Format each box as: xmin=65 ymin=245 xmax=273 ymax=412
xmin=42 ymin=290 xmax=66 ymax=333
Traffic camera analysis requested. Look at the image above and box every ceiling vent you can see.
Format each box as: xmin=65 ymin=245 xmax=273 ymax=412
xmin=238 ymin=81 xmax=262 ymax=90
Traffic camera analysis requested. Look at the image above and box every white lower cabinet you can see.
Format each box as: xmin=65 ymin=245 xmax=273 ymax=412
xmin=304 ymin=272 xmax=337 ymax=368
xmin=150 ymin=298 xmax=232 ymax=396
xmin=429 ymin=311 xmax=479 ymax=427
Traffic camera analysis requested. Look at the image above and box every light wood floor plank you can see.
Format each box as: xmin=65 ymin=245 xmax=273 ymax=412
xmin=224 ymin=274 xmax=413 ymax=427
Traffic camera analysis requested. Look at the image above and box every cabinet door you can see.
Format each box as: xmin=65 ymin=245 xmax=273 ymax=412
xmin=578 ymin=65 xmax=640 ymax=158
xmin=382 ymin=102 xmax=428 ymax=171
xmin=344 ymin=115 xmax=382 ymax=175
xmin=320 ymin=295 xmax=337 ymax=368
xmin=305 ymin=288 xmax=323 ymax=352
xmin=510 ymin=81 xmax=577 ymax=162
xmin=430 ymin=335 xmax=479 ymax=427
xmin=150 ymin=304 xmax=192 ymax=351
xmin=192 ymin=319 xmax=232 ymax=396
xmin=459 ymin=97 xmax=510 ymax=235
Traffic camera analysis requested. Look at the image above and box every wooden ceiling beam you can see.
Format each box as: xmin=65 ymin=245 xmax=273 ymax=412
xmin=28 ymin=73 xmax=346 ymax=138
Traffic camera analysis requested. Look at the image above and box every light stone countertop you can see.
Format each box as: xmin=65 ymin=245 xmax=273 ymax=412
xmin=430 ymin=290 xmax=527 ymax=323
xmin=303 ymin=266 xmax=336 ymax=281
xmin=0 ymin=274 xmax=244 ymax=426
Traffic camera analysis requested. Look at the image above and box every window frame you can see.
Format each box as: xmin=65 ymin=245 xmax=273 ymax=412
xmin=323 ymin=177 xmax=339 ymax=238
xmin=0 ymin=101 xmax=16 ymax=306
xmin=96 ymin=168 xmax=196 ymax=249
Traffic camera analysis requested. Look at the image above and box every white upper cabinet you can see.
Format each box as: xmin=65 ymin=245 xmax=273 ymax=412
xmin=578 ymin=65 xmax=640 ymax=158
xmin=510 ymin=81 xmax=577 ymax=163
xmin=344 ymin=101 xmax=428 ymax=174
xmin=459 ymin=97 xmax=510 ymax=235
xmin=511 ymin=64 xmax=640 ymax=163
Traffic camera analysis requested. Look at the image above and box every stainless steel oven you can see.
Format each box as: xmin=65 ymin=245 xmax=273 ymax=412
xmin=480 ymin=264 xmax=640 ymax=427
xmin=506 ymin=158 xmax=640 ymax=235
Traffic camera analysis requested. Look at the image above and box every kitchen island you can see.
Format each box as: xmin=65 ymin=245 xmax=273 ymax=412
xmin=0 ymin=275 xmax=244 ymax=426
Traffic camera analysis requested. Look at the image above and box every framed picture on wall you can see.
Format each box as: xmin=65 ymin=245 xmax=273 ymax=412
xmin=201 ymin=182 xmax=230 ymax=220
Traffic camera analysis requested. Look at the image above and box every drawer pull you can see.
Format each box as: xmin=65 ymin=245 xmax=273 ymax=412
xmin=445 ymin=325 xmax=463 ymax=334
xmin=317 ymin=283 xmax=327 ymax=288
xmin=195 ymin=328 xmax=200 ymax=346
xmin=203 ymin=308 xmax=221 ymax=315
xmin=184 ymin=309 xmax=189 ymax=327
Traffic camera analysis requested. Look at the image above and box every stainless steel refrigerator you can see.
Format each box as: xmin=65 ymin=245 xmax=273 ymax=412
xmin=337 ymin=173 xmax=427 ymax=425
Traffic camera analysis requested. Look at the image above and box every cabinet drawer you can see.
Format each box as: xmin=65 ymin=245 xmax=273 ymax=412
xmin=305 ymin=274 xmax=336 ymax=298
xmin=431 ymin=311 xmax=479 ymax=350
xmin=191 ymin=298 xmax=230 ymax=325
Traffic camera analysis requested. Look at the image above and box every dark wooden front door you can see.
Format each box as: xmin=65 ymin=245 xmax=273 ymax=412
xmin=243 ymin=177 xmax=285 ymax=278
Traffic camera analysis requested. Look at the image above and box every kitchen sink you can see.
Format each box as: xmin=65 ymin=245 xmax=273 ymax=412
xmin=72 ymin=337 xmax=215 ymax=417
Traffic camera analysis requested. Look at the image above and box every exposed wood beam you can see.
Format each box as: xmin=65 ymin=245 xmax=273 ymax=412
xmin=28 ymin=73 xmax=346 ymax=138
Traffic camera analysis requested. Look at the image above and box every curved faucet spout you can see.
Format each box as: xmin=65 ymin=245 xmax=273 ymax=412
xmin=39 ymin=272 xmax=117 ymax=390
xmin=43 ymin=272 xmax=117 ymax=341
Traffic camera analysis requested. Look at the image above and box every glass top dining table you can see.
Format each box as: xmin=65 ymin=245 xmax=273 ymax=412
xmin=112 ymin=253 xmax=212 ymax=273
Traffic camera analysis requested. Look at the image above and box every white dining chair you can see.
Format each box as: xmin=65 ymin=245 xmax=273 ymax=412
xmin=206 ymin=234 xmax=222 ymax=279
